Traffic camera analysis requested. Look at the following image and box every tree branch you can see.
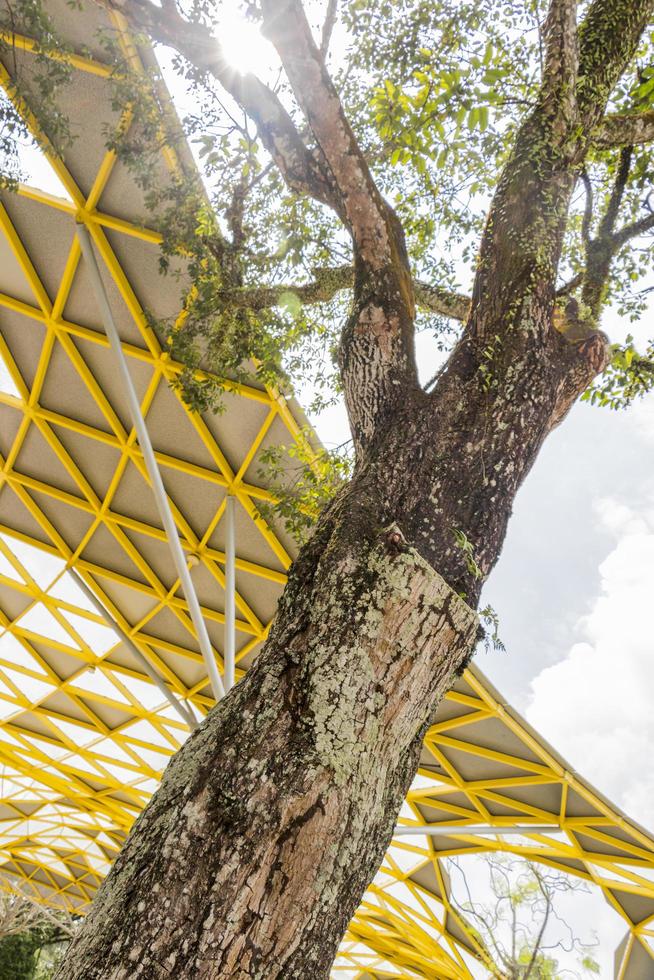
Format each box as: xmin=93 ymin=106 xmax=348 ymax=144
xmin=320 ymin=0 xmax=338 ymax=57
xmin=598 ymin=144 xmax=632 ymax=238
xmin=467 ymin=0 xmax=653 ymax=360
xmin=540 ymin=0 xmax=578 ymax=126
xmin=594 ymin=109 xmax=654 ymax=149
xmin=415 ymin=282 xmax=471 ymax=321
xmin=556 ymin=272 xmax=583 ymax=296
xmin=577 ymin=0 xmax=654 ymax=124
xmin=578 ymin=160 xmax=649 ymax=316
xmin=106 ymin=0 xmax=340 ymax=210
xmin=562 ymin=148 xmax=633 ymax=319
xmin=579 ymin=168 xmax=593 ymax=246
xmin=523 ymin=868 xmax=553 ymax=980
xmin=260 ymin=0 xmax=406 ymax=280
xmin=216 ymin=267 xmax=470 ymax=319
xmin=258 ymin=0 xmax=419 ymax=455
xmin=612 ymin=208 xmax=654 ymax=247
xmin=109 ymin=0 xmax=421 ymax=454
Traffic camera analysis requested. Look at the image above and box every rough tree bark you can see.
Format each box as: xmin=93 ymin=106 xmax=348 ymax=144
xmin=58 ymin=0 xmax=654 ymax=976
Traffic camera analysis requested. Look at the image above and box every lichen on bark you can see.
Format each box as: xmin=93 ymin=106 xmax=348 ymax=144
xmin=59 ymin=515 xmax=478 ymax=980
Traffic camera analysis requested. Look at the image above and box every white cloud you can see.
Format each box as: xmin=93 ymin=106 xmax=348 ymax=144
xmin=524 ymin=497 xmax=654 ymax=971
xmin=593 ymin=496 xmax=649 ymax=537
xmin=631 ymin=396 xmax=654 ymax=447
xmin=527 ymin=499 xmax=654 ymax=831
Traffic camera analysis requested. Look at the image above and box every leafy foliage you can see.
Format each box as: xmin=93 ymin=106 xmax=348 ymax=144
xmin=0 ymin=0 xmax=75 ymax=187
xmin=257 ymin=433 xmax=352 ymax=542
xmin=2 ymin=0 xmax=654 ymax=530
xmin=33 ymin=937 xmax=68 ymax=979
xmin=0 ymin=930 xmax=40 ymax=980
xmin=582 ymin=333 xmax=654 ymax=408
xmin=452 ymin=526 xmax=482 ymax=582
xmin=479 ymin=603 xmax=506 ymax=653
xmin=0 ymin=888 xmax=75 ymax=979
xmin=0 ymin=925 xmax=69 ymax=980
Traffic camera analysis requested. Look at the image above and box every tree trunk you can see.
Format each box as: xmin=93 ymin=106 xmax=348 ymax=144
xmin=58 ymin=295 xmax=604 ymax=979
xmin=58 ymin=486 xmax=478 ymax=979
xmin=56 ymin=103 xmax=610 ymax=975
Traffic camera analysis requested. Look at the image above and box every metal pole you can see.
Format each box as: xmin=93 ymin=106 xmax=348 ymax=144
xmin=394 ymin=825 xmax=559 ymax=837
xmin=76 ymin=222 xmax=225 ymax=701
xmin=67 ymin=567 xmax=198 ymax=730
xmin=224 ymin=494 xmax=236 ymax=691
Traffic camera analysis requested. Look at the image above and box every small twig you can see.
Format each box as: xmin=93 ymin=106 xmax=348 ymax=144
xmin=579 ymin=168 xmax=593 ymax=246
xmin=320 ymin=0 xmax=338 ymax=57
xmin=598 ymin=144 xmax=632 ymax=238
xmin=612 ymin=208 xmax=654 ymax=248
xmin=556 ymin=272 xmax=583 ymax=296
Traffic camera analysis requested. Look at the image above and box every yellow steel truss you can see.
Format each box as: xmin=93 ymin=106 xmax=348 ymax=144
xmin=0 ymin=6 xmax=653 ymax=978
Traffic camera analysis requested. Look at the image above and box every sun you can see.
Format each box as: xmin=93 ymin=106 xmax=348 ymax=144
xmin=218 ymin=2 xmax=276 ymax=77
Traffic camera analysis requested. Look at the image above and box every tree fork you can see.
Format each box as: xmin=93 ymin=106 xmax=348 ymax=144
xmin=57 ymin=303 xmax=607 ymax=980
xmin=56 ymin=284 xmax=609 ymax=980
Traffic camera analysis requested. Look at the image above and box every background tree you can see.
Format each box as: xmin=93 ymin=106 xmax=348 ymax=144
xmin=0 ymin=887 xmax=75 ymax=980
xmin=2 ymin=0 xmax=654 ymax=976
xmin=448 ymin=855 xmax=600 ymax=979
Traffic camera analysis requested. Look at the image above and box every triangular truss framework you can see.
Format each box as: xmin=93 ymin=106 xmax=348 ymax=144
xmin=0 ymin=5 xmax=652 ymax=977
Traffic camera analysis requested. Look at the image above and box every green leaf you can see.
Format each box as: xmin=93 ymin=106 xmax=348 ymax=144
xmin=279 ymin=291 xmax=302 ymax=316
xmin=436 ymin=147 xmax=448 ymax=168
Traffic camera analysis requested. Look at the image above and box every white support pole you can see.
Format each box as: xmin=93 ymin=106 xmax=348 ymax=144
xmin=76 ymin=223 xmax=225 ymax=701
xmin=393 ymin=825 xmax=560 ymax=837
xmin=224 ymin=494 xmax=236 ymax=692
xmin=68 ymin=567 xmax=198 ymax=730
